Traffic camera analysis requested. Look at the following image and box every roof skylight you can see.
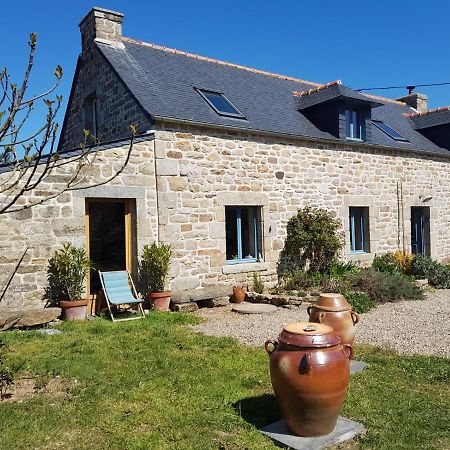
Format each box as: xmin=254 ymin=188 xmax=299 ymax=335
xmin=372 ymin=120 xmax=409 ymax=142
xmin=196 ymin=89 xmax=245 ymax=119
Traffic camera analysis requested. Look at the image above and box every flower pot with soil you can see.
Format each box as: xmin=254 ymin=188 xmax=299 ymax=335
xmin=138 ymin=243 xmax=172 ymax=311
xmin=46 ymin=243 xmax=91 ymax=321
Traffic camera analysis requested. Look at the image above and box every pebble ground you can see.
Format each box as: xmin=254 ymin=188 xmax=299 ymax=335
xmin=192 ymin=290 xmax=450 ymax=357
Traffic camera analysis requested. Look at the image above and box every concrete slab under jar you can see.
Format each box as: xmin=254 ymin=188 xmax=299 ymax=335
xmin=260 ymin=416 xmax=365 ymax=450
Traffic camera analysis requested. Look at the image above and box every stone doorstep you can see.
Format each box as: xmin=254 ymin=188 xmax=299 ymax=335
xmin=260 ymin=416 xmax=366 ymax=450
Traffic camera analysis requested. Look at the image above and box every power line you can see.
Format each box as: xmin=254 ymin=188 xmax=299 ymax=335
xmin=356 ymin=82 xmax=450 ymax=92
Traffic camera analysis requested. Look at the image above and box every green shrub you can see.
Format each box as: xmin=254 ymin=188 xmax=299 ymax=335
xmin=278 ymin=206 xmax=344 ymax=276
xmin=329 ymin=260 xmax=359 ymax=279
xmin=349 ymin=268 xmax=424 ymax=303
xmin=410 ymin=255 xmax=450 ymax=288
xmin=344 ymin=291 xmax=375 ymax=314
xmin=138 ymin=242 xmax=172 ymax=295
xmin=46 ymin=242 xmax=91 ymax=302
xmin=372 ymin=253 xmax=402 ymax=275
xmin=252 ymin=272 xmax=264 ymax=294
xmin=280 ymin=268 xmax=313 ymax=290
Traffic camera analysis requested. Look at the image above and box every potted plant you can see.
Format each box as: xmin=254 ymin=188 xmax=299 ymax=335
xmin=46 ymin=242 xmax=91 ymax=321
xmin=138 ymin=242 xmax=172 ymax=311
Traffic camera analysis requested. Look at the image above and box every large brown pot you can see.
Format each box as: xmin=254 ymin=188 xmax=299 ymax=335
xmin=265 ymin=322 xmax=353 ymax=437
xmin=148 ymin=291 xmax=171 ymax=311
xmin=307 ymin=293 xmax=359 ymax=346
xmin=59 ymin=299 xmax=88 ymax=321
xmin=231 ymin=286 xmax=246 ymax=303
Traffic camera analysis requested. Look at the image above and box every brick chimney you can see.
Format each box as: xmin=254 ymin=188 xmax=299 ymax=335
xmin=397 ymin=88 xmax=428 ymax=113
xmin=79 ymin=7 xmax=124 ymax=52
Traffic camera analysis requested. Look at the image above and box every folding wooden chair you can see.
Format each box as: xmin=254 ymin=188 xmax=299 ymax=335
xmin=99 ymin=270 xmax=145 ymax=322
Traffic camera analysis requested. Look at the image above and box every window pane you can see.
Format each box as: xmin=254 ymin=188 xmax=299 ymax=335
xmin=349 ymin=207 xmax=370 ymax=253
xmin=197 ymin=89 xmax=245 ymax=118
xmin=225 ymin=207 xmax=238 ymax=260
xmin=372 ymin=120 xmax=408 ymax=141
xmin=203 ymin=92 xmax=240 ymax=114
xmin=241 ymin=207 xmax=257 ymax=259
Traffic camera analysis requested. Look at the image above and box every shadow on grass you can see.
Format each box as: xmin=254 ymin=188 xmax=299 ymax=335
xmin=233 ymin=393 xmax=281 ymax=429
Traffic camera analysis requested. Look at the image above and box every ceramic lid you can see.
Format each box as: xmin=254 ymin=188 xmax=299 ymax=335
xmin=313 ymin=293 xmax=352 ymax=311
xmin=280 ymin=321 xmax=340 ymax=348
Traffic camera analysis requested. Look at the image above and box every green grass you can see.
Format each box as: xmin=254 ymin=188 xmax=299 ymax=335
xmin=0 ymin=314 xmax=448 ymax=450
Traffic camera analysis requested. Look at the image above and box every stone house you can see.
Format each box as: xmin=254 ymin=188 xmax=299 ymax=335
xmin=2 ymin=7 xmax=450 ymax=310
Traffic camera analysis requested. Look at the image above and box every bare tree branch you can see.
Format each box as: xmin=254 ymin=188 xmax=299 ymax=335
xmin=0 ymin=34 xmax=138 ymax=215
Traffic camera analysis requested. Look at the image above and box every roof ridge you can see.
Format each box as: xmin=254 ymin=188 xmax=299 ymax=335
xmin=404 ymin=106 xmax=450 ymax=118
xmin=121 ymin=36 xmax=322 ymax=87
xmin=293 ymin=80 xmax=341 ymax=97
xmin=292 ymin=81 xmax=405 ymax=105
xmin=361 ymin=93 xmax=406 ymax=105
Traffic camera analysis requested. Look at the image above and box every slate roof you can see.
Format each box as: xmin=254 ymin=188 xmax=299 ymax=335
xmin=96 ymin=38 xmax=450 ymax=157
xmin=406 ymin=107 xmax=450 ymax=129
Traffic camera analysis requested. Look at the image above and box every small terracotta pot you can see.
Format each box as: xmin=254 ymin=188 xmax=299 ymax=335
xmin=265 ymin=322 xmax=352 ymax=437
xmin=232 ymin=286 xmax=246 ymax=303
xmin=307 ymin=293 xmax=359 ymax=347
xmin=148 ymin=291 xmax=171 ymax=311
xmin=59 ymin=299 xmax=88 ymax=321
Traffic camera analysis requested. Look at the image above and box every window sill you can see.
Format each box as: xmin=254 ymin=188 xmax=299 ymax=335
xmin=346 ymin=252 xmax=374 ymax=262
xmin=345 ymin=137 xmax=365 ymax=143
xmin=222 ymin=261 xmax=270 ymax=275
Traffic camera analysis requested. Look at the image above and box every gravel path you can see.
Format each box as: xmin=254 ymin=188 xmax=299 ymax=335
xmin=192 ymin=290 xmax=450 ymax=357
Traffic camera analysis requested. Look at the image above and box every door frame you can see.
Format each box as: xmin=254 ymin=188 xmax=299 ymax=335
xmin=85 ymin=198 xmax=134 ymax=302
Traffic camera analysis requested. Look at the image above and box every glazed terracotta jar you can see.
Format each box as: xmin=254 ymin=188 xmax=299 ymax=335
xmin=232 ymin=286 xmax=246 ymax=303
xmin=307 ymin=293 xmax=359 ymax=346
xmin=265 ymin=322 xmax=353 ymax=437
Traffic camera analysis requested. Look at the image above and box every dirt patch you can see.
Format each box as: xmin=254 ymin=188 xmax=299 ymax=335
xmin=2 ymin=373 xmax=77 ymax=403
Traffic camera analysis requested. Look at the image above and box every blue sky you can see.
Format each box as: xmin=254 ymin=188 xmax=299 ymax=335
xmin=2 ymin=0 xmax=450 ymax=142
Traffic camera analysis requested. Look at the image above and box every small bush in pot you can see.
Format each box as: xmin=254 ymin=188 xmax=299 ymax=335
xmin=46 ymin=242 xmax=91 ymax=321
xmin=138 ymin=243 xmax=172 ymax=311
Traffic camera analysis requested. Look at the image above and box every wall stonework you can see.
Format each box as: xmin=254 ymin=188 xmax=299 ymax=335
xmin=2 ymin=124 xmax=450 ymax=309
xmin=0 ymin=140 xmax=158 ymax=308
xmin=152 ymin=125 xmax=450 ymax=298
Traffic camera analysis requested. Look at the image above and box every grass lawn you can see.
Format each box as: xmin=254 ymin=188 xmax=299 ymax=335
xmin=0 ymin=313 xmax=449 ymax=450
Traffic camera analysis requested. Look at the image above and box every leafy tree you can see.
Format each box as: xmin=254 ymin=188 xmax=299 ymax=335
xmin=278 ymin=206 xmax=344 ymax=275
xmin=0 ymin=33 xmax=137 ymax=215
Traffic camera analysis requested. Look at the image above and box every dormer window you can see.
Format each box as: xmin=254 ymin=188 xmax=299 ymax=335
xmin=196 ymin=88 xmax=245 ymax=119
xmin=345 ymin=109 xmax=365 ymax=141
xmin=83 ymin=93 xmax=98 ymax=136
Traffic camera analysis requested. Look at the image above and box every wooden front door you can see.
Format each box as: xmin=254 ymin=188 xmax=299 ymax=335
xmin=85 ymin=199 xmax=134 ymax=313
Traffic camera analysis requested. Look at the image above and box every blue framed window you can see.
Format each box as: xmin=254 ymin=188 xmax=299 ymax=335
xmin=345 ymin=109 xmax=365 ymax=141
xmin=225 ymin=206 xmax=262 ymax=264
xmin=349 ymin=207 xmax=370 ymax=253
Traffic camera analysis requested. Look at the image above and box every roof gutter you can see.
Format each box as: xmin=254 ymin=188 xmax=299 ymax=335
xmin=153 ymin=115 xmax=450 ymax=161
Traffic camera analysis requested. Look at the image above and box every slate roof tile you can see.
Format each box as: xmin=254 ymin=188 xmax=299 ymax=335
xmin=96 ymin=38 xmax=450 ymax=157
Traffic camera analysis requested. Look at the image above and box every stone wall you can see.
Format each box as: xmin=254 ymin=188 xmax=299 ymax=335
xmin=0 ymin=139 xmax=158 ymax=308
xmin=151 ymin=124 xmax=450 ymax=301
xmin=2 ymin=123 xmax=450 ymax=309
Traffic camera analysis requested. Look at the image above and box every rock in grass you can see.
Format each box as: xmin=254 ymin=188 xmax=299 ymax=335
xmin=0 ymin=308 xmax=61 ymax=331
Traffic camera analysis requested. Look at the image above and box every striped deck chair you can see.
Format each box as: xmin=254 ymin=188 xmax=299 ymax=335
xmin=99 ymin=270 xmax=145 ymax=322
